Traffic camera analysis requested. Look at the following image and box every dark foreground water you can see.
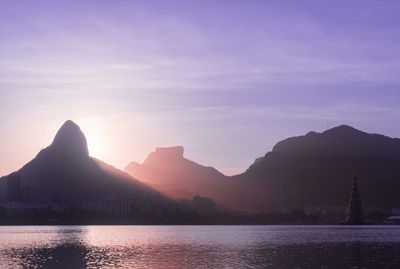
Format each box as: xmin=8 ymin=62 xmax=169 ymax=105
xmin=1 ymin=226 xmax=400 ymax=269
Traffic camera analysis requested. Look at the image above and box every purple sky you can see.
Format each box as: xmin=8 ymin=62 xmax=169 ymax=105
xmin=1 ymin=0 xmax=400 ymax=176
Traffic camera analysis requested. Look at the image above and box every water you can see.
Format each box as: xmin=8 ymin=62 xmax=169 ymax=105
xmin=1 ymin=225 xmax=400 ymax=269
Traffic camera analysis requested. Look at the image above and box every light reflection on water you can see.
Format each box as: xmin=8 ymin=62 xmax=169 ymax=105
xmin=1 ymin=225 xmax=400 ymax=268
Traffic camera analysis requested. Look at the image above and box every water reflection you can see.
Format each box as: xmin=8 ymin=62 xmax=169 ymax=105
xmin=350 ymin=244 xmax=362 ymax=269
xmin=4 ymin=227 xmax=88 ymax=269
xmin=1 ymin=226 xmax=400 ymax=269
xmin=20 ymin=243 xmax=88 ymax=269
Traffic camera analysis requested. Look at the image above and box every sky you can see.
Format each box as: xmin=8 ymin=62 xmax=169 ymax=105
xmin=1 ymin=0 xmax=400 ymax=176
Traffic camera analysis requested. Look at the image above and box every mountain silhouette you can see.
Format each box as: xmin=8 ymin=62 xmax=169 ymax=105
xmin=234 ymin=125 xmax=400 ymax=211
xmin=3 ymin=122 xmax=400 ymax=215
xmin=125 ymin=146 xmax=230 ymax=205
xmin=4 ymin=120 xmax=166 ymax=207
xmin=126 ymin=126 xmax=400 ymax=213
xmin=271 ymin=125 xmax=400 ymax=158
xmin=51 ymin=120 xmax=89 ymax=157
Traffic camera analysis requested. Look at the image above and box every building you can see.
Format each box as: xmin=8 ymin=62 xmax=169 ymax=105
xmin=82 ymin=197 xmax=132 ymax=217
xmin=0 ymin=177 xmax=7 ymax=201
xmin=21 ymin=186 xmax=33 ymax=202
xmin=345 ymin=173 xmax=365 ymax=225
xmin=383 ymin=216 xmax=400 ymax=225
xmin=6 ymin=173 xmax=22 ymax=202
xmin=391 ymin=208 xmax=400 ymax=216
xmin=305 ymin=205 xmax=345 ymax=216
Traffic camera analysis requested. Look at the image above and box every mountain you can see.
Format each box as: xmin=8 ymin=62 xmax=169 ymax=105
xmin=234 ymin=125 xmax=400 ymax=211
xmin=2 ymin=120 xmax=169 ymax=209
xmin=125 ymin=125 xmax=400 ymax=213
xmin=6 ymin=121 xmax=399 ymax=217
xmin=125 ymin=146 xmax=231 ymax=205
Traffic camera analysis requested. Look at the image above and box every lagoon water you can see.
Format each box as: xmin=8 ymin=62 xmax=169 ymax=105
xmin=1 ymin=225 xmax=400 ymax=269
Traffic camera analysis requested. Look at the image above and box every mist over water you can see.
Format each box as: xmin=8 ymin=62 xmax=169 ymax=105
xmin=1 ymin=226 xmax=400 ymax=269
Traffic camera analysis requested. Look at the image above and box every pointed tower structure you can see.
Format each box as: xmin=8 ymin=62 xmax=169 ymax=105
xmin=345 ymin=173 xmax=365 ymax=224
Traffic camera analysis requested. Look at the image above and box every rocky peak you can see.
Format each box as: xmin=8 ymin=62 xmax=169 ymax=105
xmin=143 ymin=146 xmax=184 ymax=167
xmin=50 ymin=120 xmax=89 ymax=156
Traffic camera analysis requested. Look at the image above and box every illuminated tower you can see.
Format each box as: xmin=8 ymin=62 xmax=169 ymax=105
xmin=345 ymin=173 xmax=364 ymax=225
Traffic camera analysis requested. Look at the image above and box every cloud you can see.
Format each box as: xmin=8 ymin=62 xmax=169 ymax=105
xmin=2 ymin=0 xmax=400 ymax=95
xmin=1 ymin=0 xmax=400 ymax=175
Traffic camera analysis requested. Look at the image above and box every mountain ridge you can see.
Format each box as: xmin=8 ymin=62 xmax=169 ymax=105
xmin=125 ymin=146 xmax=229 ymax=205
xmin=236 ymin=125 xmax=400 ymax=211
xmin=126 ymin=125 xmax=400 ymax=212
xmin=3 ymin=122 xmax=400 ymax=214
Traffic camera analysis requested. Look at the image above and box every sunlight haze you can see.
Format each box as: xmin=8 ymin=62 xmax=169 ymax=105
xmin=1 ymin=0 xmax=400 ymax=176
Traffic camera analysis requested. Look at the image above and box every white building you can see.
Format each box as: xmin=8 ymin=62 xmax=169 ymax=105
xmin=383 ymin=216 xmax=400 ymax=225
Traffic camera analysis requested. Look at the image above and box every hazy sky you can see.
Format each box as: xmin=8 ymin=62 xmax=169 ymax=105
xmin=1 ymin=0 xmax=400 ymax=176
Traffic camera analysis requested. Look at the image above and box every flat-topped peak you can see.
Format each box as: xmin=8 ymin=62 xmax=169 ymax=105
xmin=155 ymin=146 xmax=184 ymax=157
xmin=143 ymin=146 xmax=185 ymax=166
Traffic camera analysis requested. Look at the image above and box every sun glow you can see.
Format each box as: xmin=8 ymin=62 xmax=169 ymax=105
xmin=78 ymin=119 xmax=110 ymax=158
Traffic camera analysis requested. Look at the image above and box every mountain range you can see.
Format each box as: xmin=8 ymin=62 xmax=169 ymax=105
xmin=126 ymin=125 xmax=400 ymax=212
xmin=2 ymin=121 xmax=400 ymax=216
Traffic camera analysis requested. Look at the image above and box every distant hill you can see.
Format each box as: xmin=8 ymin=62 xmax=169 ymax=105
xmin=126 ymin=125 xmax=400 ymax=213
xmin=125 ymin=146 xmax=231 ymax=206
xmin=2 ymin=120 xmax=169 ymax=209
xmin=234 ymin=125 xmax=400 ymax=211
